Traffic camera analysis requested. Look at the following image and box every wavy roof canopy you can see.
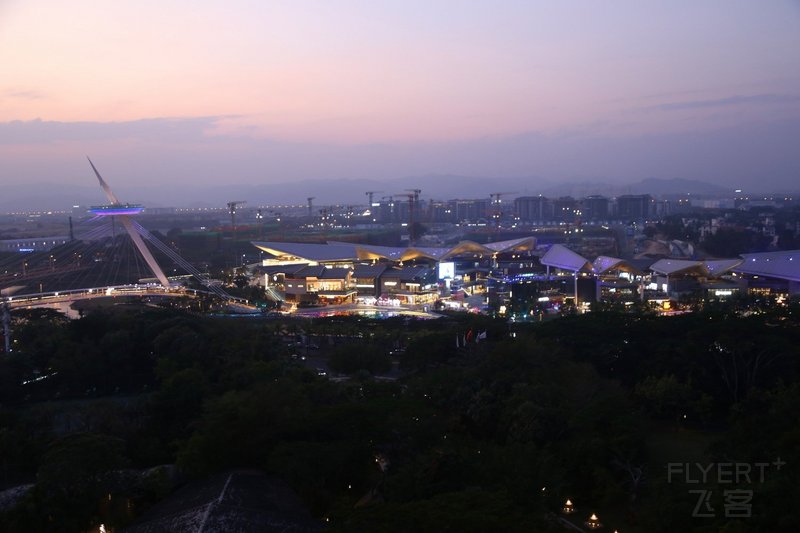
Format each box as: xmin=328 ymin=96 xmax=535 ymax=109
xmin=483 ymin=236 xmax=537 ymax=253
xmin=540 ymin=244 xmax=593 ymax=272
xmin=593 ymin=255 xmax=645 ymax=275
xmin=649 ymin=259 xmax=706 ymax=276
xmin=704 ymin=259 xmax=743 ymax=277
xmin=649 ymin=258 xmax=743 ymax=277
xmin=254 ymin=239 xmax=753 ymax=282
xmin=252 ymin=242 xmax=358 ymax=262
xmin=253 ymin=237 xmax=536 ymax=264
xmin=735 ymin=250 xmax=800 ymax=282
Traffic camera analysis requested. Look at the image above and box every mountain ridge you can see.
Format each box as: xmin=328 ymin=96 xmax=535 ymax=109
xmin=0 ymin=176 xmax=787 ymax=212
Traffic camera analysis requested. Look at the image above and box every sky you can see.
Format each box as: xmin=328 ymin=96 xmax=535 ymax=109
xmin=1 ymin=0 xmax=799 ymax=205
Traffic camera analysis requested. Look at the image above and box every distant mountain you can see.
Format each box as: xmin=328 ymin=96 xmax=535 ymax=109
xmin=140 ymin=175 xmax=732 ymax=207
xmin=539 ymin=181 xmax=614 ymax=198
xmin=538 ymin=177 xmax=731 ymax=198
xmin=626 ymin=178 xmax=730 ymax=196
xmin=0 ymin=175 xmax=771 ymax=212
xmin=148 ymin=175 xmax=555 ymax=206
xmin=0 ymin=183 xmax=105 ymax=212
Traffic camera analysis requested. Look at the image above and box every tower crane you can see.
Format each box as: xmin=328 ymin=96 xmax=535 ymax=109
xmin=365 ymin=190 xmax=383 ymax=206
xmin=379 ymin=195 xmax=395 ymax=222
xmin=394 ymin=188 xmax=422 ymax=245
xmin=489 ymin=191 xmax=518 ymax=204
xmin=227 ymin=201 xmax=246 ymax=231
xmin=489 ymin=192 xmax=517 ymax=228
xmin=407 ymin=189 xmax=422 ymax=239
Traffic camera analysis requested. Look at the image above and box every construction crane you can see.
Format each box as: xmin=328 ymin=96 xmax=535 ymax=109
xmin=407 ymin=189 xmax=422 ymax=241
xmin=318 ymin=207 xmax=330 ymax=226
xmin=227 ymin=201 xmax=246 ymax=231
xmin=406 ymin=189 xmax=421 ymax=218
xmin=365 ymin=190 xmax=383 ymax=206
xmin=393 ymin=189 xmax=422 ymax=245
xmin=254 ymin=208 xmax=265 ymax=239
xmin=307 ymin=197 xmax=315 ymax=217
xmin=489 ymin=192 xmax=517 ymax=228
xmin=379 ymin=195 xmax=395 ymax=222
xmin=394 ymin=193 xmax=415 ymax=243
xmin=489 ymin=191 xmax=517 ymax=204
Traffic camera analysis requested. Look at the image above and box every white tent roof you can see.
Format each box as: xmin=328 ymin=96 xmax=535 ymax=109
xmin=735 ymin=250 xmax=800 ymax=282
xmin=704 ymin=259 xmax=743 ymax=277
xmin=592 ymin=255 xmax=645 ymax=275
xmin=540 ymin=244 xmax=592 ymax=272
xmin=252 ymin=242 xmax=358 ymax=262
xmin=255 ymin=237 xmax=536 ymax=264
xmin=649 ymin=259 xmax=705 ymax=276
xmin=649 ymin=258 xmax=742 ymax=277
xmin=483 ymin=237 xmax=537 ymax=253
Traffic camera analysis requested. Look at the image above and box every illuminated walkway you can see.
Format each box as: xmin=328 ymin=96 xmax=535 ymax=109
xmin=3 ymin=284 xmax=252 ymax=310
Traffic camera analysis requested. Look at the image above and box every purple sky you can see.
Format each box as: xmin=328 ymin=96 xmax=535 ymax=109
xmin=1 ymin=1 xmax=799 ymax=203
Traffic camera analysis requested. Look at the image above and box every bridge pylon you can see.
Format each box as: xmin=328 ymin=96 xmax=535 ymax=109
xmin=87 ymin=158 xmax=171 ymax=288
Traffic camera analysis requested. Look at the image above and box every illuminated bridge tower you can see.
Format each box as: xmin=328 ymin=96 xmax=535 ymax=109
xmin=87 ymin=158 xmax=171 ymax=288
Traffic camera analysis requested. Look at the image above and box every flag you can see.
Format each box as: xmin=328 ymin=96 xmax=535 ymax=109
xmin=466 ymin=329 xmax=473 ymax=343
xmin=456 ymin=335 xmax=460 ymax=348
xmin=476 ymin=331 xmax=487 ymax=343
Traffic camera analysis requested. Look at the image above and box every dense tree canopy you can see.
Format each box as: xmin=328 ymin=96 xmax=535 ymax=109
xmin=0 ymin=302 xmax=798 ymax=531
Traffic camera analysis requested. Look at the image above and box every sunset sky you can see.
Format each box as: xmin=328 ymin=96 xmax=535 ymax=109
xmin=1 ymin=1 xmax=799 ymax=201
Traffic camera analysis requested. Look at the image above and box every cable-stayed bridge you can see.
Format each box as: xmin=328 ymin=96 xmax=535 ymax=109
xmin=1 ymin=160 xmax=253 ymax=312
xmin=4 ymin=285 xmax=249 ymax=310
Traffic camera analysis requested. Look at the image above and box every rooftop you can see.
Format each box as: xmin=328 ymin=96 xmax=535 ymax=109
xmin=253 ymin=237 xmax=536 ymax=264
xmin=122 ymin=470 xmax=321 ymax=533
xmin=540 ymin=244 xmax=593 ymax=272
xmin=735 ymin=250 xmax=800 ymax=282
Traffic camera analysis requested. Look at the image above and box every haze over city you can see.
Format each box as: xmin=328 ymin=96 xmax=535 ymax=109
xmin=5 ymin=4 xmax=800 ymax=532
xmin=2 ymin=0 xmax=799 ymax=208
